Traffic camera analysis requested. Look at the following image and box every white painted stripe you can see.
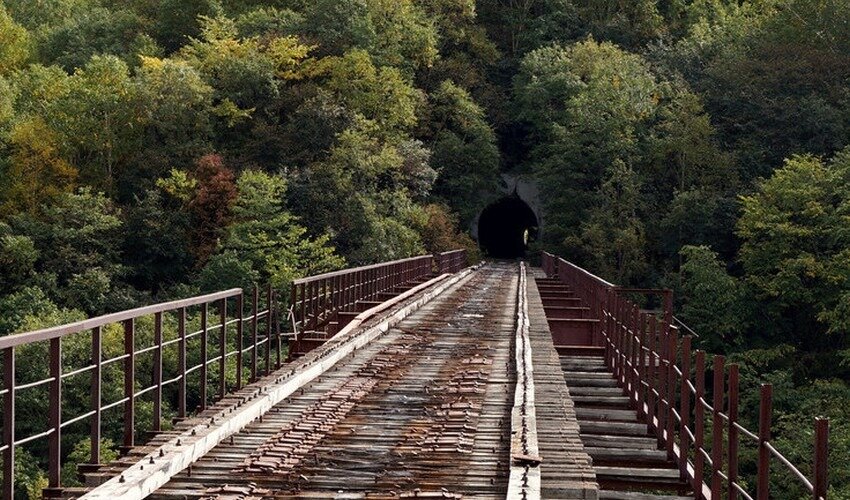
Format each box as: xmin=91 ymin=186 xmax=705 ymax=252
xmin=508 ymin=263 xmax=542 ymax=500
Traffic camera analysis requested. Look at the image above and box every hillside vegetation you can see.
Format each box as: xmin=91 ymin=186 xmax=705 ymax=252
xmin=0 ymin=0 xmax=849 ymax=497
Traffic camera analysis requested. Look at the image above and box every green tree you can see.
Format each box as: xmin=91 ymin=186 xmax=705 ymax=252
xmin=679 ymin=245 xmax=747 ymax=352
xmin=422 ymin=80 xmax=501 ymax=225
xmin=570 ymin=0 xmax=665 ymax=47
xmin=662 ymin=0 xmax=850 ymax=182
xmin=302 ymin=0 xmax=438 ymax=73
xmin=9 ymin=64 xmax=71 ymax=117
xmin=292 ymin=118 xmax=427 ymax=261
xmin=416 ymin=0 xmax=503 ymax=125
xmin=2 ymin=0 xmax=87 ymax=29
xmin=0 ymin=3 xmax=30 ymax=75
xmin=658 ymin=188 xmax=739 ymax=265
xmin=195 ymin=250 xmax=259 ymax=293
xmin=515 ymin=40 xmax=658 ymax=248
xmin=234 ymin=7 xmax=303 ymax=38
xmin=214 ymin=170 xmax=343 ymax=287
xmin=177 ymin=15 xmax=313 ymax=163
xmin=153 ymin=0 xmax=223 ymax=53
xmin=49 ymin=55 xmax=138 ymax=191
xmin=648 ymin=84 xmax=736 ymax=196
xmin=179 ymin=16 xmax=281 ymax=112
xmin=476 ymin=0 xmax=580 ymax=56
xmin=37 ymin=7 xmax=160 ymax=71
xmin=6 ymin=188 xmax=126 ymax=313
xmin=567 ymin=160 xmax=647 ymax=284
xmin=0 ymin=117 xmax=78 ymax=216
xmin=123 ymin=189 xmax=194 ymax=293
xmin=0 ymin=286 xmax=60 ymax=335
xmin=737 ymin=149 xmax=850 ymax=349
xmin=0 ymin=75 xmax=14 ymax=133
xmin=0 ymin=226 xmax=38 ymax=295
xmin=313 ymin=49 xmax=421 ymax=140
xmin=126 ymin=56 xmax=216 ymax=193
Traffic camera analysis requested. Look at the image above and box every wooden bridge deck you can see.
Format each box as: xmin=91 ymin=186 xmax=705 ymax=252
xmin=1 ymin=251 xmax=825 ymax=500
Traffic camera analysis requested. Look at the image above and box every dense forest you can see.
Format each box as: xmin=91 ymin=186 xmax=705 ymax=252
xmin=0 ymin=0 xmax=849 ymax=497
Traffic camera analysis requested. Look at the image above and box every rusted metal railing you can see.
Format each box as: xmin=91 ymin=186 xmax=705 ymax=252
xmin=0 ymin=252 xmax=469 ymax=497
xmin=290 ymin=251 xmax=467 ymax=334
xmin=435 ymin=249 xmax=468 ymax=275
xmin=542 ymin=252 xmax=830 ymax=500
xmin=0 ymin=286 xmax=280 ymax=498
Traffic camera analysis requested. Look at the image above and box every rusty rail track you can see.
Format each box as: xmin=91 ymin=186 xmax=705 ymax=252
xmin=508 ymin=263 xmax=541 ymax=500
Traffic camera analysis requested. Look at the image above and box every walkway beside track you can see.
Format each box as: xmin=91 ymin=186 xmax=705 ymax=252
xmin=527 ymin=271 xmax=597 ymax=499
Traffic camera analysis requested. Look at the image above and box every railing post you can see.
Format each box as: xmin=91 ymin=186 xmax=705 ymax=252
xmin=694 ymin=350 xmax=706 ymax=497
xmin=122 ymin=318 xmax=135 ymax=454
xmin=299 ymin=282 xmax=306 ymax=329
xmin=647 ymin=316 xmax=657 ymax=430
xmin=635 ymin=312 xmax=646 ymax=419
xmin=333 ymin=275 xmax=341 ymax=318
xmin=251 ymin=286 xmax=259 ymax=382
xmin=265 ymin=284 xmax=272 ymax=375
xmin=679 ymin=335 xmax=692 ymax=481
xmin=153 ymin=312 xmax=163 ymax=432
xmin=623 ymin=306 xmax=632 ymax=399
xmin=177 ymin=307 xmax=187 ymax=418
xmin=757 ymin=384 xmax=773 ymax=500
xmin=663 ymin=289 xmax=673 ymax=325
xmin=289 ymin=283 xmax=296 ymax=342
xmin=728 ymin=363 xmax=740 ymax=499
xmin=617 ymin=299 xmax=627 ymax=384
xmin=353 ymin=271 xmax=359 ymax=307
xmin=711 ymin=355 xmax=725 ymax=497
xmin=657 ymin=318 xmax=668 ymax=448
xmin=305 ymin=281 xmax=312 ymax=330
xmin=47 ymin=337 xmax=62 ymax=494
xmin=813 ymin=417 xmax=829 ymax=500
xmin=236 ymin=294 xmax=244 ymax=388
xmin=200 ymin=303 xmax=208 ymax=411
xmin=637 ymin=313 xmax=649 ymax=418
xmin=665 ymin=330 xmax=677 ymax=459
xmin=3 ymin=347 xmax=14 ymax=499
xmin=219 ymin=298 xmax=227 ymax=399
xmin=90 ymin=326 xmax=102 ymax=466
xmin=342 ymin=274 xmax=348 ymax=312
xmin=628 ymin=308 xmax=638 ymax=404
xmin=602 ymin=289 xmax=611 ymax=367
xmin=274 ymin=290 xmax=282 ymax=369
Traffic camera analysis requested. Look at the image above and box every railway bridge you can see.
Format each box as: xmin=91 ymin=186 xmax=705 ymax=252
xmin=0 ymin=251 xmax=830 ymax=499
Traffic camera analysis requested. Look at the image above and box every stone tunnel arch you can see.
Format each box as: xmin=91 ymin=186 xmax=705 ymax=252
xmin=477 ymin=195 xmax=539 ymax=258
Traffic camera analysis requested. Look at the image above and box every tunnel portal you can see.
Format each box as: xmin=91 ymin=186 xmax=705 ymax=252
xmin=477 ymin=196 xmax=539 ymax=259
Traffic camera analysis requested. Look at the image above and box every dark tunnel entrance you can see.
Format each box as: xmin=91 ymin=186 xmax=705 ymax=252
xmin=477 ymin=196 xmax=539 ymax=259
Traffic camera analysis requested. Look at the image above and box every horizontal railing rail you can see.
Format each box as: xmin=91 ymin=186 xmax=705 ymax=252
xmin=542 ymin=252 xmax=829 ymax=500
